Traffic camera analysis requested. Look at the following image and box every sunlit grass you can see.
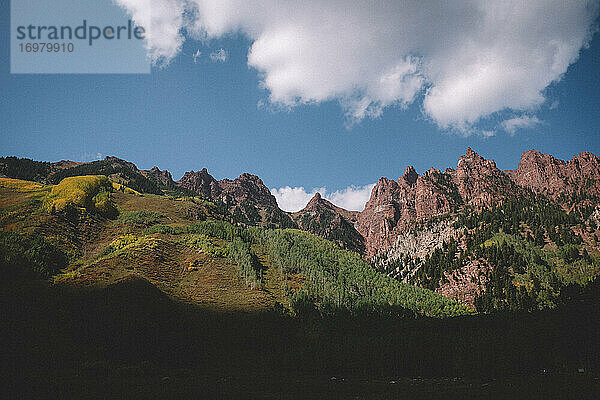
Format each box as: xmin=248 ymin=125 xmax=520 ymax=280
xmin=45 ymin=175 xmax=117 ymax=218
xmin=0 ymin=177 xmax=45 ymax=191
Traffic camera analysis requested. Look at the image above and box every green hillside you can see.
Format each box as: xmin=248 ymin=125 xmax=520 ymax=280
xmin=384 ymin=196 xmax=600 ymax=312
xmin=0 ymin=176 xmax=470 ymax=318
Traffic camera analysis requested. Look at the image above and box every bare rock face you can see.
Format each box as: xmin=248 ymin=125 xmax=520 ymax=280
xmin=451 ymin=147 xmax=518 ymax=210
xmin=402 ymin=166 xmax=418 ymax=186
xmin=355 ymin=177 xmax=407 ymax=256
xmin=217 ymin=173 xmax=296 ymax=227
xmin=373 ymin=218 xmax=458 ymax=282
xmin=177 ymin=169 xmax=294 ymax=227
xmin=415 ymin=169 xmax=455 ymax=219
xmin=356 ymin=168 xmax=459 ymax=257
xmin=303 ymin=192 xmax=325 ymax=210
xmin=143 ymin=166 xmax=175 ymax=187
xmin=303 ymin=192 xmax=360 ymax=222
xmin=177 ymin=168 xmax=221 ymax=199
xmin=589 ymin=205 xmax=600 ymax=227
xmin=356 ymin=148 xmax=512 ymax=256
xmin=435 ymin=260 xmax=491 ymax=309
xmin=293 ymin=193 xmax=364 ymax=253
xmin=217 ymin=173 xmax=278 ymax=208
xmin=509 ymin=149 xmax=600 ymax=208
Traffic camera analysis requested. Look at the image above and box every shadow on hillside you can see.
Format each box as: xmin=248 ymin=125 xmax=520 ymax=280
xmin=2 ymin=275 xmax=599 ymax=399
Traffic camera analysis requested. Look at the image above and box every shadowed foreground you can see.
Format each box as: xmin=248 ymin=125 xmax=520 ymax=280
xmin=2 ymin=277 xmax=599 ymax=399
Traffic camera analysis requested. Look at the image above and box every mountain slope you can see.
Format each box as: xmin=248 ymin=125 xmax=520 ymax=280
xmin=292 ymin=193 xmax=364 ymax=253
xmin=2 ymin=148 xmax=599 ymax=312
xmin=47 ymin=156 xmax=164 ymax=194
xmin=508 ymin=149 xmax=600 ymax=217
xmin=0 ymin=175 xmax=469 ymax=317
xmin=356 ymin=149 xmax=520 ymax=257
xmin=178 ymin=169 xmax=296 ymax=228
xmin=359 ymin=148 xmax=600 ymax=310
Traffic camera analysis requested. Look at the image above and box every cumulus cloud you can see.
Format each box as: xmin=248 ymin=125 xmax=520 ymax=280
xmin=116 ymin=0 xmax=185 ymax=64
xmin=326 ymin=184 xmax=376 ymax=211
xmin=270 ymin=186 xmax=324 ymax=213
xmin=501 ymin=116 xmax=543 ymax=135
xmin=209 ymin=48 xmax=228 ymax=62
xmin=271 ymin=184 xmax=375 ymax=212
xmin=116 ymin=0 xmax=599 ymax=131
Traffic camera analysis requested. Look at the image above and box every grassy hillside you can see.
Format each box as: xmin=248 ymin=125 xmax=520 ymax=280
xmin=1 ymin=175 xmax=470 ymax=318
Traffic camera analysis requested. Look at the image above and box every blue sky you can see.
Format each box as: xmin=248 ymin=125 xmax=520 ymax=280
xmin=1 ymin=1 xmax=599 ymax=211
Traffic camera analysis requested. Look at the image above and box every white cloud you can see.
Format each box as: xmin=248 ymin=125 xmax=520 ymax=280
xmin=78 ymin=152 xmax=103 ymax=162
xmin=501 ymin=116 xmax=543 ymax=135
xmin=209 ymin=48 xmax=228 ymax=62
xmin=270 ymin=186 xmax=324 ymax=212
xmin=115 ymin=0 xmax=185 ymax=65
xmin=271 ymin=183 xmax=375 ymax=212
xmin=116 ymin=0 xmax=600 ymax=131
xmin=326 ymin=184 xmax=376 ymax=211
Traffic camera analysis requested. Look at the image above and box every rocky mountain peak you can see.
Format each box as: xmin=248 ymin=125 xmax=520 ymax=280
xmin=144 ymin=166 xmax=174 ymax=187
xmin=402 ymin=166 xmax=419 ymax=185
xmin=457 ymin=147 xmax=496 ymax=170
xmin=511 ymin=149 xmax=600 ymax=204
xmin=293 ymin=192 xmax=364 ymax=253
xmin=356 ymin=148 xmax=522 ymax=256
xmin=234 ymin=173 xmax=266 ymax=186
xmin=103 ymin=156 xmax=140 ymax=172
xmin=218 ymin=173 xmax=278 ymax=209
xmin=574 ymin=151 xmax=599 ymax=160
xmin=465 ymin=146 xmax=480 ymax=159
xmin=177 ymin=168 xmax=220 ymax=198
xmin=518 ymin=149 xmax=563 ymax=168
xmin=453 ymin=148 xmax=512 ymax=209
xmin=423 ymin=167 xmax=441 ymax=177
xmin=572 ymin=151 xmax=600 ymax=172
xmin=305 ymin=192 xmax=325 ymax=210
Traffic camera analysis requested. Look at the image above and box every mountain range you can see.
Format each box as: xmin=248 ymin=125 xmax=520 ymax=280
xmin=1 ymin=147 xmax=599 ymax=311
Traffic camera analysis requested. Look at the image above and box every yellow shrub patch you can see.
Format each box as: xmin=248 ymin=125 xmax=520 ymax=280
xmin=46 ymin=175 xmax=117 ymax=217
xmin=112 ymin=182 xmax=141 ymax=195
xmin=0 ymin=177 xmax=44 ymax=191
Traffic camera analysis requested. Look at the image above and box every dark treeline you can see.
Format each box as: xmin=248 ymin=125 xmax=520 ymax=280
xmin=456 ymin=196 xmax=582 ymax=246
xmin=0 ymin=156 xmax=51 ymax=182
